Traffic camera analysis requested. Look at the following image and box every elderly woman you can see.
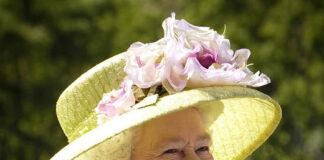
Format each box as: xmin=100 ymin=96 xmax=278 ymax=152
xmin=51 ymin=14 xmax=281 ymax=160
xmin=132 ymin=107 xmax=213 ymax=160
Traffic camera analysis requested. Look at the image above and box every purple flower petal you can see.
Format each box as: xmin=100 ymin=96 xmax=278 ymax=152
xmin=190 ymin=44 xmax=218 ymax=69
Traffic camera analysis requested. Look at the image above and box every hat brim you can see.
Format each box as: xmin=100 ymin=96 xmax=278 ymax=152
xmin=52 ymin=86 xmax=281 ymax=160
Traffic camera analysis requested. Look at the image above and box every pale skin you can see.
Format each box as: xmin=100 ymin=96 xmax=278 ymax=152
xmin=132 ymin=108 xmax=214 ymax=160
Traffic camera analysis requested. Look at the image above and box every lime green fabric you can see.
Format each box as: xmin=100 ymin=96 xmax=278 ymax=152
xmin=56 ymin=54 xmax=126 ymax=142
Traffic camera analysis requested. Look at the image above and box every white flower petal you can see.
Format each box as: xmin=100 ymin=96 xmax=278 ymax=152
xmin=162 ymin=56 xmax=187 ymax=93
xmin=239 ymin=70 xmax=271 ymax=87
xmin=185 ymin=57 xmax=247 ymax=87
xmin=232 ymin=49 xmax=251 ymax=68
xmin=161 ymin=38 xmax=190 ymax=93
xmin=124 ymin=39 xmax=166 ymax=88
xmin=213 ymin=35 xmax=234 ymax=64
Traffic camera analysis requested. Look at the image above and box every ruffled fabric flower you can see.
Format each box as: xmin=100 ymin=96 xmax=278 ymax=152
xmin=161 ymin=13 xmax=270 ymax=90
xmin=95 ymin=79 xmax=135 ymax=118
xmin=124 ymin=39 xmax=166 ymax=88
xmin=162 ymin=38 xmax=191 ymax=93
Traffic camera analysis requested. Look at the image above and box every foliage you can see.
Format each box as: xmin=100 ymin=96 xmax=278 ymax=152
xmin=0 ymin=0 xmax=323 ymax=159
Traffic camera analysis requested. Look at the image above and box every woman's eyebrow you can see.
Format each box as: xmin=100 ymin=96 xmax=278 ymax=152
xmin=196 ymin=133 xmax=212 ymax=145
xmin=153 ymin=138 xmax=185 ymax=151
xmin=154 ymin=133 xmax=211 ymax=150
xmin=198 ymin=132 xmax=211 ymax=141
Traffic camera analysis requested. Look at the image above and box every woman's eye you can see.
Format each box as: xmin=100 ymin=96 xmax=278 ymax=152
xmin=163 ymin=149 xmax=179 ymax=154
xmin=196 ymin=146 xmax=209 ymax=152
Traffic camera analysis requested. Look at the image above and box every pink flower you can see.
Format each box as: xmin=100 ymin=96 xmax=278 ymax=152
xmin=162 ymin=13 xmax=270 ymax=89
xmin=95 ymin=80 xmax=135 ymax=117
xmin=184 ymin=48 xmax=270 ymax=88
xmin=124 ymin=40 xmax=166 ymax=88
xmin=161 ymin=38 xmax=190 ymax=93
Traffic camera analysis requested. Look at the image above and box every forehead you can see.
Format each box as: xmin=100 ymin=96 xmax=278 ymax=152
xmin=140 ymin=108 xmax=209 ymax=147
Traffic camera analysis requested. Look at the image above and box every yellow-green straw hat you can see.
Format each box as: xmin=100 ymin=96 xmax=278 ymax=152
xmin=51 ymin=13 xmax=281 ymax=160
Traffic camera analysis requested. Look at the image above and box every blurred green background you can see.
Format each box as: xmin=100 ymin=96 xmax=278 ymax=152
xmin=1 ymin=0 xmax=323 ymax=159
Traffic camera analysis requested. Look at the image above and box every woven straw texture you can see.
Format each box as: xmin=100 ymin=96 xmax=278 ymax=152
xmin=52 ymin=53 xmax=281 ymax=160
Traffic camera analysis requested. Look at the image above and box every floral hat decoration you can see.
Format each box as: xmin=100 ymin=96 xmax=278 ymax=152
xmin=52 ymin=13 xmax=281 ymax=160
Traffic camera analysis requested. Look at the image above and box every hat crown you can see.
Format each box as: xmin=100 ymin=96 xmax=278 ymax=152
xmin=56 ymin=54 xmax=126 ymax=142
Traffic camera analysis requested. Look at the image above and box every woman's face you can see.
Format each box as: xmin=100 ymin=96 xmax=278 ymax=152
xmin=132 ymin=108 xmax=214 ymax=160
